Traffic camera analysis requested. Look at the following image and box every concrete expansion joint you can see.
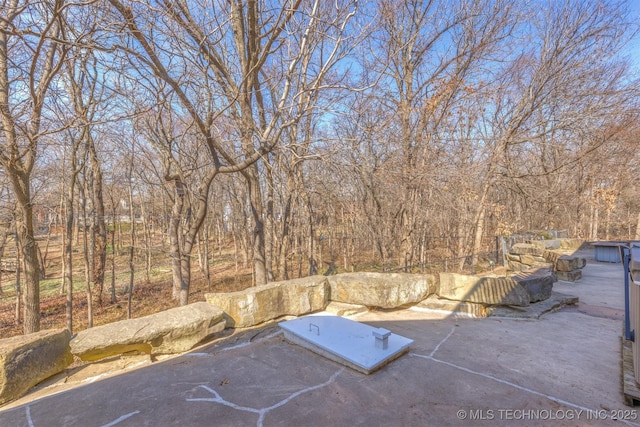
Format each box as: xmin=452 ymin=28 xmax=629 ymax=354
xmin=185 ymin=367 xmax=345 ymax=427
xmin=216 ymin=330 xmax=283 ymax=354
xmin=409 ymin=325 xmax=640 ymax=427
xmin=24 ymin=405 xmax=140 ymax=427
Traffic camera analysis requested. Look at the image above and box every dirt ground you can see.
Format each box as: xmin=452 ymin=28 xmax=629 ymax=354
xmin=0 ymin=232 xmax=497 ymax=339
xmin=0 ymin=237 xmax=254 ymax=339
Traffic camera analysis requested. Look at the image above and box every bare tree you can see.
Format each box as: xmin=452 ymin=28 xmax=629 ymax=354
xmin=104 ymin=0 xmax=359 ymax=303
xmin=0 ymin=0 xmax=69 ymax=333
xmin=487 ymin=0 xmax=636 ymax=238
xmin=338 ymin=0 xmax=516 ymax=270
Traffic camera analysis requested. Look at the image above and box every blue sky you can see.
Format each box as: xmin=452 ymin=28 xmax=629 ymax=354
xmin=626 ymin=0 xmax=640 ymax=68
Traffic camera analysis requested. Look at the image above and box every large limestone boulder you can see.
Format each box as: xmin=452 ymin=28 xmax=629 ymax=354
xmin=327 ymin=272 xmax=436 ymax=308
xmin=439 ymin=267 xmax=556 ymax=306
xmin=71 ymin=302 xmax=225 ymax=361
xmin=543 ymin=250 xmax=562 ymax=264
xmin=542 ymin=250 xmax=586 ymax=281
xmin=542 ymin=240 xmax=561 ymax=250
xmin=205 ymin=276 xmax=329 ymax=328
xmin=530 ymin=239 xmax=561 ymax=250
xmin=439 ymin=273 xmax=530 ymax=306
xmin=556 ymin=270 xmax=582 ymax=282
xmin=511 ymin=268 xmax=555 ymax=303
xmin=555 ymin=255 xmax=586 ymax=272
xmin=416 ymin=295 xmax=486 ymax=317
xmin=507 ymin=260 xmax=527 ymax=271
xmin=519 ymin=254 xmax=547 ymax=266
xmin=0 ymin=329 xmax=73 ymax=405
xmin=510 ymin=243 xmax=545 ymax=257
xmin=559 ymin=239 xmax=585 ymax=250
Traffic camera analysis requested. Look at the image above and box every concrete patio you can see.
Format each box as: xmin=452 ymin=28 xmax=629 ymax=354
xmin=0 ymin=247 xmax=638 ymax=426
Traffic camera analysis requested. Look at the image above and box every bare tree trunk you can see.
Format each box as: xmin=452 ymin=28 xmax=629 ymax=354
xmin=40 ymin=215 xmax=54 ymax=271
xmin=117 ymin=219 xmax=123 ymax=253
xmin=63 ymin=185 xmax=74 ymax=333
xmin=16 ymin=195 xmax=40 ymax=333
xmin=89 ymin=138 xmax=107 ymax=306
xmin=80 ymin=181 xmax=93 ymax=328
xmin=197 ymin=231 xmax=205 ymax=274
xmin=161 ymin=190 xmax=169 ymax=251
xmin=62 ymin=138 xmax=83 ymax=333
xmin=342 ymin=208 xmax=348 ymax=272
xmin=456 ymin=219 xmax=469 ymax=272
xmin=167 ymin=171 xmax=216 ymax=305
xmin=471 ymin=205 xmax=487 ymax=274
xmin=593 ymin=203 xmax=600 ymax=241
xmin=471 ymin=179 xmax=492 ymax=273
xmin=246 ymin=167 xmax=268 ymax=285
xmin=264 ymin=161 xmax=275 ymax=282
xmin=277 ymin=191 xmax=292 ymax=280
xmin=169 ymin=179 xmax=185 ymax=301
xmin=635 ymin=211 xmax=640 ymax=241
xmin=110 ymin=209 xmax=117 ymax=304
xmin=307 ymin=215 xmax=317 ymax=276
xmin=74 ymin=205 xmax=81 ymax=247
xmin=216 ymin=218 xmax=223 ymax=257
xmin=179 ymin=255 xmax=191 ymax=305
xmin=14 ymin=223 xmax=21 ymax=326
xmin=0 ymin=225 xmax=7 ymax=296
xmin=203 ymin=223 xmax=211 ymax=291
xmin=127 ymin=163 xmax=135 ymax=319
xmin=232 ymin=232 xmax=239 ymax=273
xmin=59 ymin=181 xmax=66 ymax=296
xmin=137 ymin=189 xmax=151 ymax=284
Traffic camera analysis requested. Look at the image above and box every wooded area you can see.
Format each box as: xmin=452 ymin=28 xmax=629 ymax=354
xmin=0 ymin=0 xmax=638 ymax=335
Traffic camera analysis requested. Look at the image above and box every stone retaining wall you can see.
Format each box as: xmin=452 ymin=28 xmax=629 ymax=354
xmin=506 ymin=239 xmax=586 ymax=282
xmin=206 ymin=267 xmax=558 ymax=327
xmin=0 ymin=302 xmax=227 ymax=406
xmin=2 ymin=249 xmax=581 ymax=406
xmin=205 ymin=272 xmax=437 ymax=328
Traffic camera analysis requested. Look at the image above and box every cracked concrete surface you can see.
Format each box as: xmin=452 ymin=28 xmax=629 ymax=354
xmin=0 ymin=248 xmax=638 ymax=426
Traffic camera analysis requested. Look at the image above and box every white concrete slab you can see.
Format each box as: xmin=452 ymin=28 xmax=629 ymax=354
xmin=279 ymin=313 xmax=413 ymax=374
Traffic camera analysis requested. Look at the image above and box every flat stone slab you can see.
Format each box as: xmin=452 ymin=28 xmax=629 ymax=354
xmin=438 ymin=273 xmax=531 ymax=306
xmin=556 ymin=270 xmax=583 ymax=282
xmin=487 ymin=292 xmax=578 ymax=319
xmin=324 ymin=301 xmax=368 ymax=316
xmin=71 ymin=302 xmax=225 ymax=361
xmin=327 ymin=272 xmax=436 ymax=308
xmin=279 ymin=314 xmax=413 ymax=374
xmin=416 ymin=295 xmax=486 ymax=317
xmin=205 ymin=276 xmax=329 ymax=327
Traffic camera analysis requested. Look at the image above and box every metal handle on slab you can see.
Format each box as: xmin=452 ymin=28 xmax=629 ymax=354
xmin=309 ymin=323 xmax=320 ymax=335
